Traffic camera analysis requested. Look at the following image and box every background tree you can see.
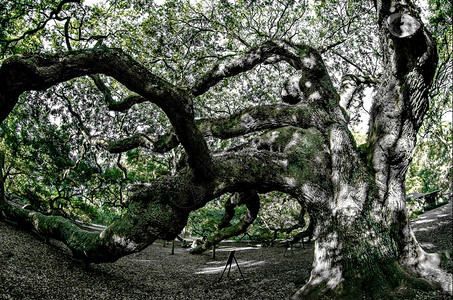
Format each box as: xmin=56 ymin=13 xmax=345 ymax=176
xmin=0 ymin=0 xmax=451 ymax=298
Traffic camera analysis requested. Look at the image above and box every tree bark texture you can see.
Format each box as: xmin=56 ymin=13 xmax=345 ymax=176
xmin=0 ymin=0 xmax=450 ymax=298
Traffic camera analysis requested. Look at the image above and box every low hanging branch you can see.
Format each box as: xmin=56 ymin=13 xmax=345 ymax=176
xmin=0 ymin=145 xmax=310 ymax=263
xmin=190 ymin=191 xmax=260 ymax=254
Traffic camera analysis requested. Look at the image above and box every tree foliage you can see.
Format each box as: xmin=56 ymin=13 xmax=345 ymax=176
xmin=0 ymin=0 xmax=448 ymax=228
xmin=0 ymin=0 xmax=451 ymax=298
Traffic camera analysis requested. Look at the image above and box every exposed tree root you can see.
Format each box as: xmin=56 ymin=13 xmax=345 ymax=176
xmin=294 ymin=259 xmax=439 ymax=300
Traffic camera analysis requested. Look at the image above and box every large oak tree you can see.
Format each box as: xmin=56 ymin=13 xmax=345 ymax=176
xmin=0 ymin=0 xmax=451 ymax=298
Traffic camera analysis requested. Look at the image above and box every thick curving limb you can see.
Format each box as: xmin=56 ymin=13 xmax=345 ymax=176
xmin=0 ymin=129 xmax=330 ymax=263
xmin=0 ymin=174 xmax=210 ymax=263
xmin=190 ymin=41 xmax=297 ymax=97
xmin=199 ymin=103 xmax=335 ymax=139
xmin=0 ymin=47 xmax=212 ymax=180
xmin=0 ymin=47 xmax=172 ymax=110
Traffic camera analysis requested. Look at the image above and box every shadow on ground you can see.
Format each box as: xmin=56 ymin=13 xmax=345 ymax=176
xmin=0 ymin=202 xmax=451 ymax=299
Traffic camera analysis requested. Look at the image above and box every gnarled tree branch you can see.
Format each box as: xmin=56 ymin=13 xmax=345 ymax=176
xmin=0 ymin=46 xmax=212 ymax=180
xmin=199 ymin=103 xmax=335 ymax=139
xmin=190 ymin=40 xmax=301 ymax=97
xmin=90 ymin=74 xmax=148 ymax=112
xmin=190 ymin=190 xmax=260 ymax=254
xmin=0 ymin=0 xmax=81 ymax=45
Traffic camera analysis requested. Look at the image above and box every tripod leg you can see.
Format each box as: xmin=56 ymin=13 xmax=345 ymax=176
xmin=227 ymin=260 xmax=233 ymax=278
xmin=218 ymin=262 xmax=230 ymax=283
xmin=234 ymin=256 xmax=246 ymax=283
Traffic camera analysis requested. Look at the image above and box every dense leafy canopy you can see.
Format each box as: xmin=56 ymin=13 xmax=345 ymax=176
xmin=0 ymin=0 xmax=450 ymax=235
xmin=1 ymin=1 xmax=452 ymax=298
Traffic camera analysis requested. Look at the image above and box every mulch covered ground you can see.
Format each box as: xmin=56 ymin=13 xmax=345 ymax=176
xmin=1 ymin=202 xmax=451 ymax=299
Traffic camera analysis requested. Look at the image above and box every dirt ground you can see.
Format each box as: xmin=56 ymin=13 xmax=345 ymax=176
xmin=0 ymin=202 xmax=451 ymax=299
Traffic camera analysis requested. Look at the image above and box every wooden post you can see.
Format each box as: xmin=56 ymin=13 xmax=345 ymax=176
xmin=212 ymin=244 xmax=216 ymax=259
xmin=171 ymin=239 xmax=175 ymax=255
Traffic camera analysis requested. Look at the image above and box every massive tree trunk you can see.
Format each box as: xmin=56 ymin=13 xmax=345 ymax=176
xmin=293 ymin=2 xmax=450 ymax=299
xmin=0 ymin=0 xmax=451 ymax=298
